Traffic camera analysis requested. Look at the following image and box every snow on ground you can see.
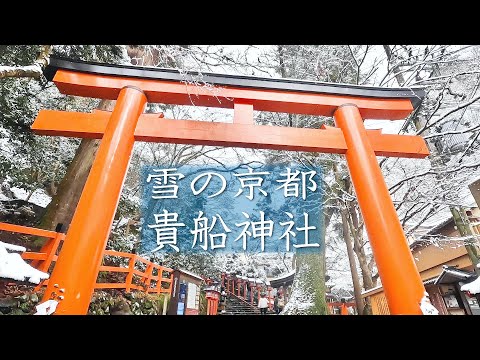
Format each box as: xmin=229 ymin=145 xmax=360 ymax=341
xmin=112 ymin=217 xmax=130 ymax=228
xmin=461 ymin=264 xmax=480 ymax=295
xmin=34 ymin=299 xmax=58 ymax=315
xmin=420 ymin=292 xmax=439 ymax=315
xmin=10 ymin=187 xmax=52 ymax=208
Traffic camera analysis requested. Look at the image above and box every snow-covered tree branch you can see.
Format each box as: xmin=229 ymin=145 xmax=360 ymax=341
xmin=0 ymin=45 xmax=51 ymax=79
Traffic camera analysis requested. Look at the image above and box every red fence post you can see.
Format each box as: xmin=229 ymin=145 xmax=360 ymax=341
xmin=143 ymin=263 xmax=154 ymax=291
xmin=125 ymin=255 xmax=136 ymax=293
xmin=250 ymin=282 xmax=254 ymax=305
xmin=268 ymin=287 xmax=272 ymax=310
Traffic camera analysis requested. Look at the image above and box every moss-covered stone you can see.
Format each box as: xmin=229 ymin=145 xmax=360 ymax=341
xmin=0 ymin=296 xmax=17 ymax=308
xmin=19 ymin=302 xmax=32 ymax=313
xmin=16 ymin=294 xmax=28 ymax=303
xmin=87 ymin=290 xmax=170 ymax=315
xmin=0 ymin=288 xmax=44 ymax=315
xmin=10 ymin=308 xmax=26 ymax=315
xmin=29 ymin=293 xmax=39 ymax=303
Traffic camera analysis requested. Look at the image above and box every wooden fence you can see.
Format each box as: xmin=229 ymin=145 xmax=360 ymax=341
xmin=0 ymin=222 xmax=173 ymax=295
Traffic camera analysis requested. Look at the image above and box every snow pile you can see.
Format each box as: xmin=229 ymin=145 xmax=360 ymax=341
xmin=461 ymin=277 xmax=480 ymax=295
xmin=419 ymin=292 xmax=439 ymax=315
xmin=34 ymin=300 xmax=58 ymax=315
xmin=0 ymin=241 xmax=49 ymax=284
xmin=281 ymin=264 xmax=314 ymax=315
xmin=10 ymin=187 xmax=52 ymax=208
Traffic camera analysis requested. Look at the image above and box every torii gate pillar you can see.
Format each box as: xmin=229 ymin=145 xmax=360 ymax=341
xmin=43 ymin=87 xmax=147 ymax=314
xmin=334 ymin=105 xmax=424 ymax=314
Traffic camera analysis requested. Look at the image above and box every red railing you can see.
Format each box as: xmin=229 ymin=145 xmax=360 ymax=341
xmin=0 ymin=222 xmax=173 ymax=295
xmin=327 ymin=301 xmax=356 ymax=315
xmin=96 ymin=250 xmax=173 ymax=294
xmin=222 ymin=273 xmax=274 ymax=311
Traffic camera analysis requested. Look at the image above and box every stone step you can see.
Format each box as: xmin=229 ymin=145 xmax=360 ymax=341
xmin=221 ymin=294 xmax=272 ymax=315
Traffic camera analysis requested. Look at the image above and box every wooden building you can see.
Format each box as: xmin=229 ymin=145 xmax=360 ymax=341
xmin=362 ymin=208 xmax=480 ymax=315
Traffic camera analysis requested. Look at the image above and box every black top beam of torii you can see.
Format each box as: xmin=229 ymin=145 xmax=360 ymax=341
xmin=44 ymin=56 xmax=425 ymax=109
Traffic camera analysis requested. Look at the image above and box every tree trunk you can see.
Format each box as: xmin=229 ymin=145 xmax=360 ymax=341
xmin=283 ymin=211 xmax=331 ymax=315
xmin=283 ymin=252 xmax=327 ymax=315
xmin=342 ymin=176 xmax=377 ymax=292
xmin=450 ymin=206 xmax=480 ymax=275
xmin=347 ymin=206 xmax=376 ymax=290
xmin=35 ymin=100 xmax=115 ymax=245
xmin=276 ymin=46 xmax=328 ymax=314
xmin=340 ymin=208 xmax=364 ymax=314
xmin=333 ymin=163 xmax=364 ymax=314
xmin=382 ymin=45 xmax=406 ymax=86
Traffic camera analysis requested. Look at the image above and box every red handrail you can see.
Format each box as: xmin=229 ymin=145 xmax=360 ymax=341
xmin=0 ymin=222 xmax=173 ymax=296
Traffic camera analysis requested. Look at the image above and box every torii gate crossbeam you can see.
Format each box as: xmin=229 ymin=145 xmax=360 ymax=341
xmin=34 ymin=56 xmax=428 ymax=315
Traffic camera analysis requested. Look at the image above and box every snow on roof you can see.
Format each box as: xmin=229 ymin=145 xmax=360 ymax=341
xmin=424 ymin=217 xmax=455 ymax=235
xmin=361 ymin=284 xmax=384 ymax=296
xmin=423 ymin=277 xmax=438 ymax=286
xmin=434 ymin=266 xmax=476 ymax=285
xmin=461 ymin=276 xmax=480 ymax=295
xmin=178 ymin=268 xmax=203 ymax=281
xmin=268 ymin=269 xmax=296 ymax=282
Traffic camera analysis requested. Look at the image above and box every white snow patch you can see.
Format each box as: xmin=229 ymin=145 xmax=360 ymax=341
xmin=10 ymin=187 xmax=52 ymax=208
xmin=420 ymin=292 xmax=439 ymax=315
xmin=0 ymin=241 xmax=49 ymax=284
xmin=361 ymin=284 xmax=384 ymax=295
xmin=113 ymin=217 xmax=130 ymax=228
xmin=1 ymin=242 xmax=26 ymax=253
xmin=268 ymin=269 xmax=296 ymax=282
xmin=179 ymin=268 xmax=204 ymax=281
xmin=461 ymin=277 xmax=480 ymax=295
xmin=34 ymin=300 xmax=58 ymax=315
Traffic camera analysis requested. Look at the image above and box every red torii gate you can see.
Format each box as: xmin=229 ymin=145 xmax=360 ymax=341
xmin=33 ymin=56 xmax=429 ymax=315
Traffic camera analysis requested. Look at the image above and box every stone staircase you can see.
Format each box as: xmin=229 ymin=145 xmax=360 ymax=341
xmin=220 ymin=293 xmax=273 ymax=315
